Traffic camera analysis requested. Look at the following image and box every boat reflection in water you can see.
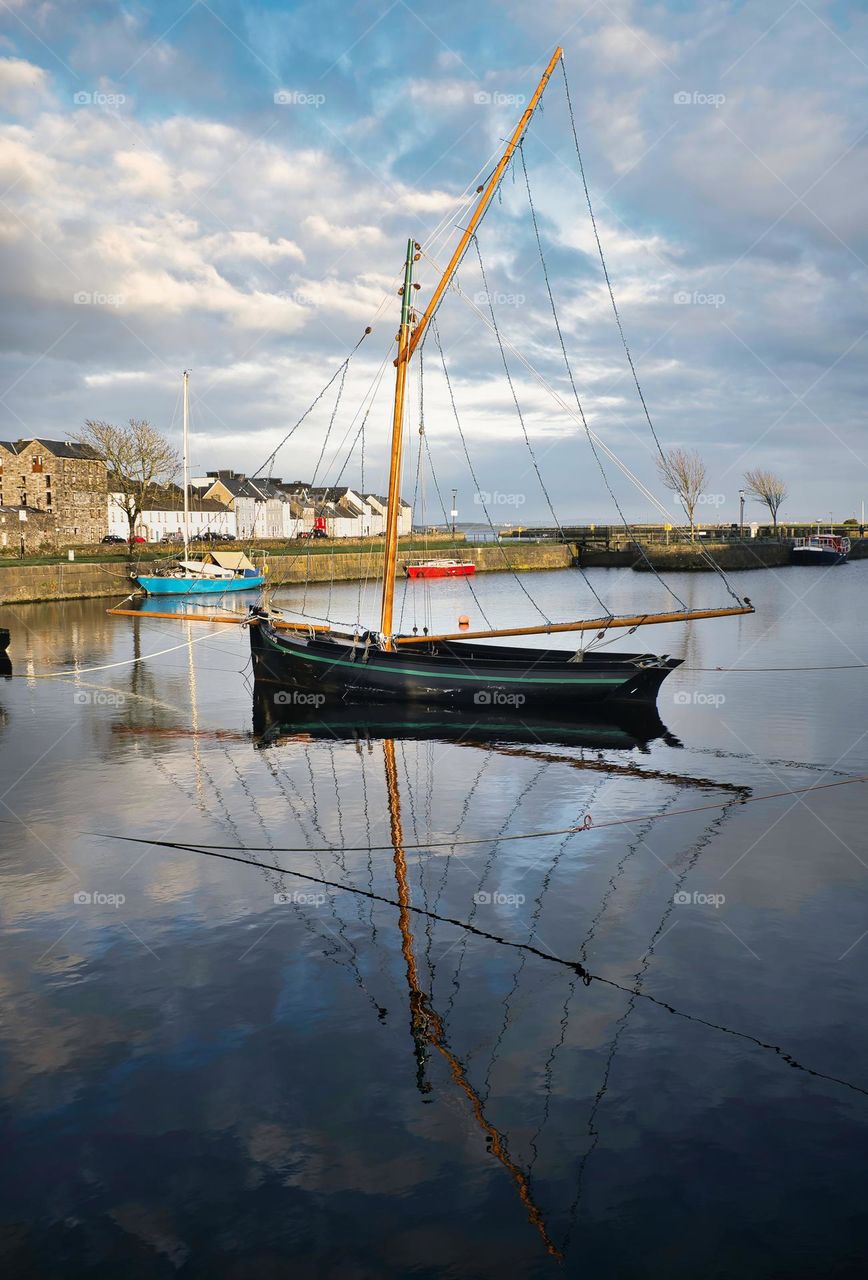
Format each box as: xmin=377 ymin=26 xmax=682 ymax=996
xmin=251 ymin=680 xmax=681 ymax=753
xmin=251 ymin=675 xmax=685 ymax=1262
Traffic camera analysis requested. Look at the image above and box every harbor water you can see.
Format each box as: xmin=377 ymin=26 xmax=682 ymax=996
xmin=1 ymin=564 xmax=867 ymax=1277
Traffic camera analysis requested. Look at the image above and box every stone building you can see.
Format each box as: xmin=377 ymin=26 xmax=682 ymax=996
xmin=0 ymin=439 xmax=108 ymax=544
xmin=0 ymin=505 xmax=58 ymax=552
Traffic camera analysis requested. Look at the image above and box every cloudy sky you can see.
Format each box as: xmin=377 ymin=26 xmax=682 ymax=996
xmin=1 ymin=0 xmax=866 ymax=523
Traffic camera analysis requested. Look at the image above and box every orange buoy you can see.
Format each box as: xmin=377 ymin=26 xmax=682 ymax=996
xmin=458 ymin=615 xmax=470 ymax=628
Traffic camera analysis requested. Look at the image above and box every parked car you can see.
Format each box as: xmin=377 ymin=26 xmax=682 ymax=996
xmin=129 ymin=535 xmax=146 ymax=545
xmin=297 ymin=528 xmax=329 ymax=540
xmin=101 ymin=534 xmax=125 ymax=545
xmin=160 ymin=532 xmax=182 ymax=544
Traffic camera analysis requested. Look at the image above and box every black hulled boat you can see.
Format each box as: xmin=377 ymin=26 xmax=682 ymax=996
xmin=250 ymin=613 xmax=682 ymax=710
xmin=249 ymin=51 xmax=753 ymax=712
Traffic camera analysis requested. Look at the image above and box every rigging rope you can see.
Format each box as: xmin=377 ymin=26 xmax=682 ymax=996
xmin=516 ymin=143 xmax=687 ymax=609
xmin=253 ymin=328 xmax=369 ymax=483
xmin=409 ymin=348 xmax=494 ymax=631
xmin=423 ymin=249 xmax=748 ymax=606
xmin=6 ymin=626 xmax=234 ymax=677
xmin=472 ymin=232 xmax=611 ymax=616
xmin=558 ymin=60 xmax=742 ymax=601
xmin=430 ymin=318 xmax=551 ymax=623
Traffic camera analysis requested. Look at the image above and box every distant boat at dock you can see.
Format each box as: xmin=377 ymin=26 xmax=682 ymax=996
xmin=137 ymin=550 xmax=264 ymax=595
xmin=134 ymin=372 xmax=265 ymax=597
xmin=791 ymin=532 xmax=850 ymax=566
xmin=404 ymin=556 xmax=476 ymax=579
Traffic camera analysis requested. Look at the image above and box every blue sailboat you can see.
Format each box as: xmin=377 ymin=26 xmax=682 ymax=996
xmin=137 ymin=552 xmax=264 ymax=596
xmin=135 ymin=371 xmax=265 ymax=597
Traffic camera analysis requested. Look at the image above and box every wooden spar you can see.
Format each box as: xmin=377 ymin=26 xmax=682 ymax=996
xmin=106 ymin=607 xmax=330 ymax=632
xmin=379 ymin=238 xmax=416 ymax=647
xmin=108 ymin=608 xmax=243 ymax=622
xmin=269 ymin=619 xmax=332 ymax=634
xmin=382 ymin=738 xmax=563 ymax=1259
xmin=405 ymin=46 xmax=563 ymax=363
xmin=393 ymin=604 xmax=754 ymax=645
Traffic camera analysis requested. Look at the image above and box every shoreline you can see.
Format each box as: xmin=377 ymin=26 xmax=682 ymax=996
xmin=0 ymin=542 xmax=574 ymax=606
xmin=1 ymin=538 xmax=863 ymax=607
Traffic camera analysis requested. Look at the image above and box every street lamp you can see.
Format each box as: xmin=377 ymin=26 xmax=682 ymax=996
xmin=738 ymin=490 xmax=745 ymax=541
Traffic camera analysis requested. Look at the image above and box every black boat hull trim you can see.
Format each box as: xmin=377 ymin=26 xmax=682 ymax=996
xmin=249 ymin=616 xmax=681 ymax=710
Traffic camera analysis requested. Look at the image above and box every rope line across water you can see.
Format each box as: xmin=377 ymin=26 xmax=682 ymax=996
xmin=74 ymin=771 xmax=868 ymax=854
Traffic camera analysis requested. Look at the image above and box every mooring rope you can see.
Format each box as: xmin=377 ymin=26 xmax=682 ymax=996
xmin=68 ymin=770 xmax=868 ymax=854
xmin=41 ymin=827 xmax=868 ymax=1101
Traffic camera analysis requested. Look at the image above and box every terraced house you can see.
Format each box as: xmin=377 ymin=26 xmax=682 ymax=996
xmin=0 ymin=438 xmax=108 ymax=544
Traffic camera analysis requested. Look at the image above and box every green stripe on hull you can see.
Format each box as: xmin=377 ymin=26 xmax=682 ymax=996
xmin=261 ymin=630 xmax=630 ymax=686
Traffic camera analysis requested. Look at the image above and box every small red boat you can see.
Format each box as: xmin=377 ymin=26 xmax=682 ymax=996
xmin=404 ymin=557 xmax=476 ymax=579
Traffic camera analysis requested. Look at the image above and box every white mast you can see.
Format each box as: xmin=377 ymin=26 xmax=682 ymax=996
xmin=182 ymin=369 xmax=190 ymax=559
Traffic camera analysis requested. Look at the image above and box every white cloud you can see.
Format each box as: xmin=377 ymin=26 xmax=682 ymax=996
xmin=581 ymin=21 xmax=677 ymax=78
xmin=303 ymin=213 xmax=382 ymax=246
xmin=0 ymin=56 xmax=51 ymax=110
xmin=114 ymin=148 xmax=175 ymax=199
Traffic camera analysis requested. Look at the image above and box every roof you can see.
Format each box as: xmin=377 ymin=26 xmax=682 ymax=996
xmin=364 ymin=493 xmax=410 ymax=508
xmin=0 ymin=438 xmax=103 ymax=461
xmin=204 ymin=474 xmax=249 ymax=497
xmin=108 ymin=482 xmax=226 ymax=513
xmin=205 ymin=474 xmax=287 ymax=501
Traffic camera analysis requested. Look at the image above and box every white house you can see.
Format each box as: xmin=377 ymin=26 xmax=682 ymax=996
xmin=200 ymin=472 xmax=293 ymax=541
xmin=107 ymin=485 xmax=236 ymax=542
xmin=363 ymin=493 xmax=411 ymax=537
xmin=282 ymin=485 xmax=412 ymax=538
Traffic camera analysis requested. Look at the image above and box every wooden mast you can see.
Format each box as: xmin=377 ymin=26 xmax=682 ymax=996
xmin=406 ymin=46 xmax=564 ymax=363
xmin=379 ymin=238 xmax=416 ymax=646
xmin=378 ymin=52 xmax=563 ymax=645
xmin=378 ymin=48 xmax=752 ymax=645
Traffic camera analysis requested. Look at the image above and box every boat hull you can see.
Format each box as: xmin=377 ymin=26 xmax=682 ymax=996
xmin=136 ymin=574 xmax=264 ymax=596
xmin=790 ymin=549 xmax=848 ymax=566
xmin=252 ymin=682 xmax=676 ymax=750
xmin=405 ymin=563 xmax=476 ymax=578
xmin=249 ymin=617 xmax=680 ymax=710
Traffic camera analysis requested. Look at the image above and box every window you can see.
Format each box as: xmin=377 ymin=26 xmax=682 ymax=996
xmin=31 ymin=455 xmax=44 ymax=473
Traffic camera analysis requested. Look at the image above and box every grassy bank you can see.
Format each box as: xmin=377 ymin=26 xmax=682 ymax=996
xmin=0 ymin=541 xmax=573 ymax=605
xmin=0 ymin=532 xmax=464 ymax=570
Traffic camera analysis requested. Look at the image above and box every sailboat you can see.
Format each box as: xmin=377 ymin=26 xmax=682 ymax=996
xmin=136 ymin=372 xmax=266 ymax=597
xmin=249 ymin=48 xmax=753 ymax=710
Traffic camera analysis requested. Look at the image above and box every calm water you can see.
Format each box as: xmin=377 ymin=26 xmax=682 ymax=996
xmin=1 ymin=564 xmax=867 ymax=1278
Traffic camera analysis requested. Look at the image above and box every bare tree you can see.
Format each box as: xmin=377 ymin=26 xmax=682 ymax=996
xmin=655 ymin=447 xmax=707 ymax=541
xmin=74 ymin=418 xmax=179 ymax=542
xmin=744 ymin=467 xmax=787 ymax=536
